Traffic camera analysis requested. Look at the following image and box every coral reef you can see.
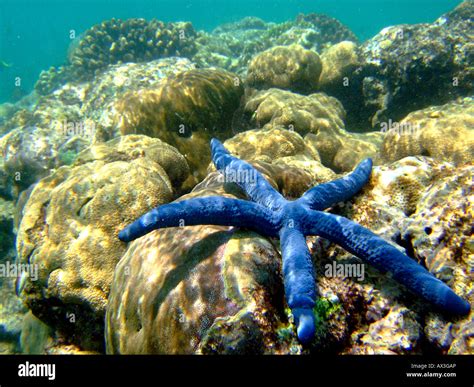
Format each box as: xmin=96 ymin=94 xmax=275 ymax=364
xmin=35 ymin=66 xmax=72 ymax=96
xmin=116 ymin=68 xmax=244 ymax=183
xmin=246 ymin=44 xmax=322 ymax=94
xmin=20 ymin=312 xmax=52 ymax=354
xmin=294 ymin=13 xmax=358 ymax=48
xmin=1 ymin=0 xmax=472 ymax=356
xmin=70 ymin=19 xmax=197 ymax=76
xmin=348 ymin=306 xmax=422 ymax=354
xmin=404 ymin=162 xmax=473 ymax=354
xmin=82 ymin=58 xmax=195 ymax=141
xmin=107 ymin=174 xmax=295 ymax=354
xmin=193 ymin=13 xmax=357 ymax=76
xmin=324 ymin=157 xmax=473 ymax=354
xmin=0 ymin=125 xmax=89 ymax=196
xmin=244 ymin=88 xmax=383 ymax=172
xmin=318 ymin=41 xmax=360 ymax=94
xmin=379 ymin=97 xmax=474 ymax=166
xmin=118 ymin=140 xmax=469 ymax=345
xmin=15 ymin=135 xmax=189 ymax=351
xmin=0 ymin=277 xmax=27 ymax=354
xmin=218 ymin=127 xmax=337 ymax=199
xmin=35 ymin=18 xmax=198 ymax=94
xmin=0 ymin=58 xmax=195 ymax=199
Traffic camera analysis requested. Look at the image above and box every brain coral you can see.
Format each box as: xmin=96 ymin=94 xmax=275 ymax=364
xmin=246 ymin=44 xmax=322 ymax=94
xmin=116 ymin=68 xmax=244 ymax=183
xmin=380 ymin=97 xmax=474 ymax=165
xmin=106 ymin=173 xmax=296 ymax=354
xmin=16 ymin=135 xmax=189 ymax=351
xmin=244 ymin=88 xmax=382 ymax=172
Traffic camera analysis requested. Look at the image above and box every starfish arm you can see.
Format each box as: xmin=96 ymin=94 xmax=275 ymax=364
xmin=118 ymin=196 xmax=278 ymax=242
xmin=304 ymin=211 xmax=471 ymax=316
xmin=299 ymin=158 xmax=373 ymax=210
xmin=211 ymin=138 xmax=286 ymax=211
xmin=280 ymin=226 xmax=317 ymax=344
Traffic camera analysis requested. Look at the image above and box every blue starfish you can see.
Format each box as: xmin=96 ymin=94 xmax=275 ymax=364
xmin=119 ymin=139 xmax=471 ymax=344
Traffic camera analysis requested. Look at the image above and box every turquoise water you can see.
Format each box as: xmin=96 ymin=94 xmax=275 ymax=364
xmin=0 ymin=0 xmax=462 ymax=103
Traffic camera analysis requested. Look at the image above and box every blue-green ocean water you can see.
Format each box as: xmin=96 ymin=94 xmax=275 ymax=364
xmin=0 ymin=0 xmax=463 ymax=103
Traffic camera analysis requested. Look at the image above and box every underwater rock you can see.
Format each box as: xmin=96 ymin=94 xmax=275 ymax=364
xmin=348 ymin=306 xmax=422 ymax=354
xmin=403 ymin=162 xmax=473 ymax=353
xmin=116 ymin=68 xmax=244 ymax=184
xmin=0 ymin=198 xmax=15 ymax=261
xmin=246 ymin=44 xmax=322 ymax=94
xmin=20 ymin=311 xmax=53 ymax=354
xmin=16 ymin=135 xmax=189 ymax=352
xmin=379 ymin=97 xmax=474 ymax=166
xmin=106 ymin=174 xmax=297 ymax=354
xmin=244 ymin=88 xmax=382 ymax=172
xmin=331 ymin=0 xmax=474 ymax=130
xmin=0 ymin=277 xmax=28 ymax=354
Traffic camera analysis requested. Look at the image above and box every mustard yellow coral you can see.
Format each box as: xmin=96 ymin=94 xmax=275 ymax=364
xmin=219 ymin=126 xmax=337 ymax=199
xmin=380 ymin=97 xmax=474 ymax=165
xmin=318 ymin=41 xmax=360 ymax=91
xmin=246 ymin=44 xmax=322 ymax=94
xmin=115 ymin=68 xmax=244 ymax=183
xmin=244 ymin=88 xmax=382 ymax=172
xmin=16 ymin=135 xmax=189 ymax=351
